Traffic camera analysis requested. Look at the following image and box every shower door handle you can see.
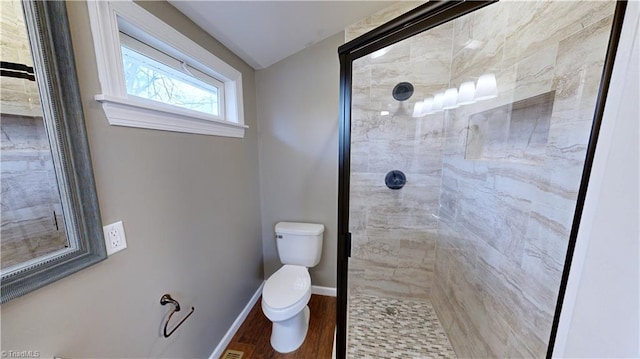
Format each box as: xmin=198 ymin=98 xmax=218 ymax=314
xmin=346 ymin=232 xmax=352 ymax=258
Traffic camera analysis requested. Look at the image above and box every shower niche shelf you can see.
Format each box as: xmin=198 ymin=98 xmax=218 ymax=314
xmin=464 ymin=91 xmax=555 ymax=165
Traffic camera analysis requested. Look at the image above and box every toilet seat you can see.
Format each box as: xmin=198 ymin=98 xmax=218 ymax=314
xmin=262 ymin=265 xmax=311 ymax=322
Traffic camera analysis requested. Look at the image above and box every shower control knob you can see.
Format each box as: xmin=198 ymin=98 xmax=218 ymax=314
xmin=385 ymin=170 xmax=406 ymax=190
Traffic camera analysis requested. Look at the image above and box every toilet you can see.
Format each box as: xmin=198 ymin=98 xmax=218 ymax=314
xmin=261 ymin=222 xmax=324 ymax=353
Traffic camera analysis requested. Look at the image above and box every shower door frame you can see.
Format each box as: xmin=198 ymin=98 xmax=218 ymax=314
xmin=335 ymin=1 xmax=628 ymax=358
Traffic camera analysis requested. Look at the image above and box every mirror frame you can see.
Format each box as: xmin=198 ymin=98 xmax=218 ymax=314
xmin=1 ymin=0 xmax=107 ymax=303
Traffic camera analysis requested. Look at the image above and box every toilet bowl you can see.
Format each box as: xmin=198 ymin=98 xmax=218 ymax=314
xmin=262 ymin=265 xmax=312 ymax=353
xmin=261 ymin=222 xmax=323 ymax=353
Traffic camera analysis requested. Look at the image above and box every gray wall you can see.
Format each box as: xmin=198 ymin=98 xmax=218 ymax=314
xmin=0 ymin=2 xmax=263 ymax=358
xmin=256 ymin=33 xmax=342 ymax=287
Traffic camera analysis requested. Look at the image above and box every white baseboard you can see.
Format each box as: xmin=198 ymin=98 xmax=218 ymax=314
xmin=332 ymin=329 xmax=337 ymax=359
xmin=209 ymin=282 xmax=264 ymax=359
xmin=311 ymin=285 xmax=337 ymax=297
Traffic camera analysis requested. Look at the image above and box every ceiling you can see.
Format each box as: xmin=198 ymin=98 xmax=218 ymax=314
xmin=168 ymin=1 xmax=396 ymax=70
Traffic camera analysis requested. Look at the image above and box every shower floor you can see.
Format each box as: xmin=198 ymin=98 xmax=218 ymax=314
xmin=347 ymin=294 xmax=456 ymax=359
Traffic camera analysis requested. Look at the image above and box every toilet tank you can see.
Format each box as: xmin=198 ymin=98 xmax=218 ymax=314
xmin=275 ymin=222 xmax=324 ymax=267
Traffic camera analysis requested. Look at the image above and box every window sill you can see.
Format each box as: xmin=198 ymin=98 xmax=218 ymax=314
xmin=95 ymin=94 xmax=247 ymax=138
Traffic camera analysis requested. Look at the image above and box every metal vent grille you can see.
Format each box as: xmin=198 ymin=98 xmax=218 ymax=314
xmin=221 ymin=349 xmax=244 ymax=359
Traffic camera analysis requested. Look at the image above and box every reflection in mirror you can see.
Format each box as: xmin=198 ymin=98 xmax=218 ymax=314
xmin=0 ymin=0 xmax=106 ymax=303
xmin=1 ymin=0 xmax=70 ymax=271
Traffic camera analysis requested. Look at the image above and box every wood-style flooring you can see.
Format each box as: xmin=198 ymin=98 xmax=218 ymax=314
xmin=222 ymin=295 xmax=336 ymax=359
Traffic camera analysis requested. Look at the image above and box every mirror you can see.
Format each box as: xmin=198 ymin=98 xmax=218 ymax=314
xmin=0 ymin=0 xmax=106 ymax=303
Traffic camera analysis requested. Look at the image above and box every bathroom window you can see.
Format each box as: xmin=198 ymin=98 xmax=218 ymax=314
xmin=120 ymin=33 xmax=224 ymax=118
xmin=87 ymin=0 xmax=246 ymax=137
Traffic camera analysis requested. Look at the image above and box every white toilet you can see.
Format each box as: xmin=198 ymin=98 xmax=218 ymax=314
xmin=261 ymin=221 xmax=324 ymax=353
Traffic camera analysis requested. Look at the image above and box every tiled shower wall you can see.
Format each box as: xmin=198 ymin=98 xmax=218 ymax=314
xmin=432 ymin=2 xmax=615 ymax=357
xmin=347 ymin=1 xmax=616 ymax=357
xmin=347 ymin=3 xmax=449 ymax=299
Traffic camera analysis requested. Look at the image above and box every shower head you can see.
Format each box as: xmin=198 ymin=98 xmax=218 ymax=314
xmin=392 ymin=82 xmax=414 ymax=101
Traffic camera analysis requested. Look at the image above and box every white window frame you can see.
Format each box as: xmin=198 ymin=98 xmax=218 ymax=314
xmin=87 ymin=0 xmax=246 ymax=138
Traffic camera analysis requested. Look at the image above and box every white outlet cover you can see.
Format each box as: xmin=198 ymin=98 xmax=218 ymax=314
xmin=103 ymin=221 xmax=127 ymax=256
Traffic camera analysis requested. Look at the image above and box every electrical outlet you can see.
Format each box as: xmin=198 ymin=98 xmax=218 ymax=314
xmin=103 ymin=221 xmax=127 ymax=256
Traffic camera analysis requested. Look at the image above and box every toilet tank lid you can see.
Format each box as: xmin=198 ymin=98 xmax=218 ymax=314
xmin=275 ymin=222 xmax=324 ymax=235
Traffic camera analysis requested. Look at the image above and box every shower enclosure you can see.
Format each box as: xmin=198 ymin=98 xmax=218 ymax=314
xmin=336 ymin=1 xmax=625 ymax=358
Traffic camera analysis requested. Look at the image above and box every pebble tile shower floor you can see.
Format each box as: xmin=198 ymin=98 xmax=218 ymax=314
xmin=348 ymin=295 xmax=456 ymax=359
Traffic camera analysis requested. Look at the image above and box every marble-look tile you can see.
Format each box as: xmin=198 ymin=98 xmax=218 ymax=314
xmin=445 ymin=320 xmax=482 ymax=358
xmin=537 ymin=120 xmax=594 ymax=207
xmin=506 ymin=92 xmax=554 ymax=164
xmin=352 ymin=110 xmax=419 ymax=141
xmin=368 ymin=139 xmax=443 ymax=175
xmin=349 ymin=258 xmax=412 ymax=298
xmin=415 ymin=112 xmax=446 ymax=140
xmin=400 ymin=268 xmax=433 ymax=297
xmin=505 ymin=328 xmax=547 ymax=359
xmin=551 ymin=15 xmax=614 ymax=125
xmin=487 ymin=164 xmax=551 ymax=206
xmin=349 ymin=140 xmax=369 ymax=173
xmin=513 ymin=45 xmax=558 ymax=102
xmin=345 ymin=2 xmax=424 ymax=42
xmin=474 ymin=241 xmax=557 ymax=349
xmin=367 ymin=204 xmax=436 ymax=231
xmin=349 ymin=172 xmax=441 ymax=213
xmin=434 ymin=223 xmax=478 ymax=269
xmin=521 ymin=203 xmax=572 ymax=287
xmin=451 ymin=9 xmax=472 ymax=56
xmin=504 ymin=1 xmax=615 ymax=66
xmin=431 ymin=278 xmax=454 ymax=329
xmin=397 ymin=230 xmax=436 ymax=270
xmin=360 ymin=41 xmax=411 ymax=67
xmin=450 ymin=190 xmax=531 ymax=264
xmin=350 ymin=108 xmax=375 ymax=140
xmin=446 ymin=308 xmax=496 ymax=358
xmin=369 ymin=58 xmax=451 ymax=107
xmin=351 ymin=231 xmax=398 ymax=269
xmin=348 ymin=208 xmax=366 ymax=234
xmin=465 ymin=106 xmax=510 ymax=161
xmin=350 ymin=223 xmax=437 ymax=298
xmin=370 ymin=57 xmax=450 ymax=89
xmin=410 ymin=22 xmax=454 ymax=62
xmin=442 ymin=112 xmax=471 ymax=158
xmin=351 ymin=62 xmax=371 ymax=110
xmin=451 ymin=2 xmax=509 ymax=81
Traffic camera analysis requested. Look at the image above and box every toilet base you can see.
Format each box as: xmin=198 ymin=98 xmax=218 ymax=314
xmin=270 ymin=305 xmax=310 ymax=353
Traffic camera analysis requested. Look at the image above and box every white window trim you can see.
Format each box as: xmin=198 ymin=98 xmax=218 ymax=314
xmin=87 ymin=0 xmax=246 ymax=138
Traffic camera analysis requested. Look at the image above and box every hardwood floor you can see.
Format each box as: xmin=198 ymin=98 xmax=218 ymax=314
xmin=222 ymin=295 xmax=336 ymax=359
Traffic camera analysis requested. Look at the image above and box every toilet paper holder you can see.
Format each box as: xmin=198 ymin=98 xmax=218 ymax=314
xmin=160 ymin=293 xmax=195 ymax=338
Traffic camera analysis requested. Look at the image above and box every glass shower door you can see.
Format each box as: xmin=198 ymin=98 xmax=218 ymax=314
xmin=341 ymin=1 xmax=621 ymax=357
